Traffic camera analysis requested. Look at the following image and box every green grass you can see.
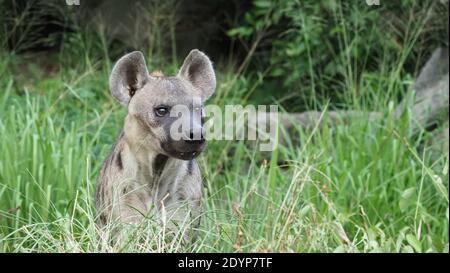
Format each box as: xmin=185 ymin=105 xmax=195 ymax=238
xmin=0 ymin=1 xmax=448 ymax=253
xmin=0 ymin=50 xmax=447 ymax=252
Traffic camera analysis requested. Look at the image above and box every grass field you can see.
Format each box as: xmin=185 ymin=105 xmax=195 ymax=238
xmin=0 ymin=2 xmax=448 ymax=253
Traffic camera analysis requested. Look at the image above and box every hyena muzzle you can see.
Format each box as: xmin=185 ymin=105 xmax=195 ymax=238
xmin=96 ymin=49 xmax=216 ymax=241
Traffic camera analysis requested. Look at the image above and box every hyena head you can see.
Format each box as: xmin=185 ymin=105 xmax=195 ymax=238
xmin=109 ymin=50 xmax=216 ymax=160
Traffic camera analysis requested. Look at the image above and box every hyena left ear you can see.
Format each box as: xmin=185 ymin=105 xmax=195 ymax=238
xmin=178 ymin=49 xmax=216 ymax=101
xmin=109 ymin=51 xmax=149 ymax=106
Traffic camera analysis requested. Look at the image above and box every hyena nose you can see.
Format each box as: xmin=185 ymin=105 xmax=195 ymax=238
xmin=187 ymin=129 xmax=205 ymax=144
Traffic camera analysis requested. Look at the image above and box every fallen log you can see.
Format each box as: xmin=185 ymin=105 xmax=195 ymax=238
xmin=279 ymin=48 xmax=449 ymax=134
xmin=247 ymin=48 xmax=449 ymax=154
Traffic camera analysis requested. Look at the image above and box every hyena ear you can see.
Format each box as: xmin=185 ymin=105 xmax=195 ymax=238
xmin=109 ymin=51 xmax=149 ymax=106
xmin=178 ymin=49 xmax=216 ymax=100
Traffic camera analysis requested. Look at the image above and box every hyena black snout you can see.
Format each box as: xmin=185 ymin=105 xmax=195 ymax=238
xmin=186 ymin=127 xmax=205 ymax=144
xmin=182 ymin=106 xmax=205 ymax=144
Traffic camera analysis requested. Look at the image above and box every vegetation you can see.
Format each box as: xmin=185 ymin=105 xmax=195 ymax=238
xmin=0 ymin=0 xmax=448 ymax=252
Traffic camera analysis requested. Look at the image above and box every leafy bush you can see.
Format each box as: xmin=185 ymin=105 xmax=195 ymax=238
xmin=228 ymin=0 xmax=448 ymax=108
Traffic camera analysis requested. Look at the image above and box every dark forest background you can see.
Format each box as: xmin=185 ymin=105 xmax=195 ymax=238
xmin=2 ymin=0 xmax=448 ymax=110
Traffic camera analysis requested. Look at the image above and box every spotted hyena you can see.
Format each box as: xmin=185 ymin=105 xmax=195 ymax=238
xmin=96 ymin=50 xmax=216 ymax=240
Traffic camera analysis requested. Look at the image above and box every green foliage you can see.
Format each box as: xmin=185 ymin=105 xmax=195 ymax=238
xmin=228 ymin=0 xmax=448 ymax=107
xmin=0 ymin=60 xmax=448 ymax=252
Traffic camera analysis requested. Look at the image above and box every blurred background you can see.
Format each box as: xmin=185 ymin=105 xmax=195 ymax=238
xmin=1 ymin=0 xmax=448 ymax=109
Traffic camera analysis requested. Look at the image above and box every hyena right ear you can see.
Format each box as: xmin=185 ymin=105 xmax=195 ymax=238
xmin=178 ymin=49 xmax=216 ymax=101
xmin=109 ymin=51 xmax=149 ymax=106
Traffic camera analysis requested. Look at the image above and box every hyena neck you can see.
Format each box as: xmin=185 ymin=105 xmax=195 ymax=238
xmin=121 ymin=132 xmax=170 ymax=185
xmin=120 ymin=116 xmax=177 ymax=188
xmin=151 ymin=154 xmax=169 ymax=178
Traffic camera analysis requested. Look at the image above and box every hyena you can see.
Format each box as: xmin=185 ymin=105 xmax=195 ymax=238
xmin=96 ymin=50 xmax=216 ymax=240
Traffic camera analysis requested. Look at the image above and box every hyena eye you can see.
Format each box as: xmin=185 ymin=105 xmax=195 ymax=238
xmin=154 ymin=106 xmax=169 ymax=117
